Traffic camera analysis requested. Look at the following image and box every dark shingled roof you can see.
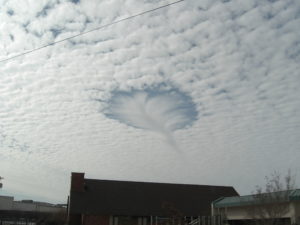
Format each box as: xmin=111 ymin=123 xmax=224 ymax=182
xmin=69 ymin=178 xmax=238 ymax=216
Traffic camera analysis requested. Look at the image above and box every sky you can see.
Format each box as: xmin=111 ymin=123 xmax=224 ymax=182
xmin=0 ymin=0 xmax=300 ymax=203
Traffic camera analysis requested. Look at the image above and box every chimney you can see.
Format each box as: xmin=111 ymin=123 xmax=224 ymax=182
xmin=71 ymin=172 xmax=85 ymax=192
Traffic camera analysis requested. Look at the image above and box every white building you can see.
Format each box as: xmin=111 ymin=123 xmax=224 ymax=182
xmin=0 ymin=195 xmax=66 ymax=225
xmin=0 ymin=195 xmax=65 ymax=213
xmin=212 ymin=189 xmax=300 ymax=225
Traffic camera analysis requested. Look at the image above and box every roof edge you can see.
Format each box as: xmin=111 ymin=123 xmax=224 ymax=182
xmin=84 ymin=178 xmax=237 ymax=189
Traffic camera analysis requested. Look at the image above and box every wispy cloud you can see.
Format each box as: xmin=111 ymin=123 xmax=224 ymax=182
xmin=102 ymin=88 xmax=197 ymax=148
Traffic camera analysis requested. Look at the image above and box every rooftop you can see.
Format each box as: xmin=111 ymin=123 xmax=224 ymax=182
xmin=213 ymin=189 xmax=300 ymax=208
xmin=69 ymin=173 xmax=239 ymax=216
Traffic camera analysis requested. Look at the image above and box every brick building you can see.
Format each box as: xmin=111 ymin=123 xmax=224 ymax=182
xmin=68 ymin=172 xmax=238 ymax=225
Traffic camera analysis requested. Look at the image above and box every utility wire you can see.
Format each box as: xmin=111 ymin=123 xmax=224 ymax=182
xmin=0 ymin=0 xmax=186 ymax=63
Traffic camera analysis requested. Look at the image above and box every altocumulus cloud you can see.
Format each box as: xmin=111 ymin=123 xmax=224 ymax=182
xmin=0 ymin=0 xmax=300 ymax=203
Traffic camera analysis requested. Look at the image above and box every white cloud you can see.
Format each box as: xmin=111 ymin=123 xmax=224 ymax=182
xmin=0 ymin=0 xmax=300 ymax=201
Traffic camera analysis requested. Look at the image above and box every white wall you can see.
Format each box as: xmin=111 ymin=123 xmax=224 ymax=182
xmin=0 ymin=195 xmax=65 ymax=213
xmin=294 ymin=202 xmax=300 ymax=217
xmin=13 ymin=201 xmax=37 ymax=211
xmin=37 ymin=204 xmax=65 ymax=213
xmin=292 ymin=202 xmax=300 ymax=224
xmin=216 ymin=202 xmax=293 ymax=220
xmin=0 ymin=196 xmax=13 ymax=210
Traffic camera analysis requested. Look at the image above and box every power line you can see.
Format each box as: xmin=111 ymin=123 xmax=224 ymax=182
xmin=0 ymin=0 xmax=186 ymax=64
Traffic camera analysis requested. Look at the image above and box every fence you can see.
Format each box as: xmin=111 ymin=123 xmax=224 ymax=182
xmin=153 ymin=215 xmax=226 ymax=225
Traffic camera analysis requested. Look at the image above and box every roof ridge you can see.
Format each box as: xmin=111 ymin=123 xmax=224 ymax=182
xmin=85 ymin=178 xmax=235 ymax=188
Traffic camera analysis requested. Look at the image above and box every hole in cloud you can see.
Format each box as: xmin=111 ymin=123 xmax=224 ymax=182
xmin=71 ymin=0 xmax=80 ymax=4
xmin=104 ymin=89 xmax=198 ymax=131
xmin=99 ymin=87 xmax=198 ymax=148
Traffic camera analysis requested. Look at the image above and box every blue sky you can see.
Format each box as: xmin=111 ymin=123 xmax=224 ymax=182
xmin=0 ymin=0 xmax=300 ymax=203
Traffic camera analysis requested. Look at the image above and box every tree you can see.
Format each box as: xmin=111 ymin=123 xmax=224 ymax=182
xmin=246 ymin=170 xmax=296 ymax=225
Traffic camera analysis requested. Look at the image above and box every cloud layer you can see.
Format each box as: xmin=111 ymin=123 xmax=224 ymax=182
xmin=0 ymin=0 xmax=299 ymax=202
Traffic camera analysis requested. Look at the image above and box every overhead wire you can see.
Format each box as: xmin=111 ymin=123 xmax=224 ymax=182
xmin=0 ymin=0 xmax=186 ymax=64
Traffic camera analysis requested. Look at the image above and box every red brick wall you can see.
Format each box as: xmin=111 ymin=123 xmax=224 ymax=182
xmin=71 ymin=173 xmax=85 ymax=192
xmin=83 ymin=215 xmax=110 ymax=225
xmin=118 ymin=216 xmax=139 ymax=225
xmin=69 ymin=214 xmax=81 ymax=225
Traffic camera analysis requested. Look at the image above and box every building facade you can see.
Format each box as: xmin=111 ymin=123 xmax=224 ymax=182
xmin=0 ymin=195 xmax=66 ymax=225
xmin=68 ymin=172 xmax=238 ymax=225
xmin=212 ymin=190 xmax=300 ymax=225
xmin=0 ymin=195 xmax=65 ymax=213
